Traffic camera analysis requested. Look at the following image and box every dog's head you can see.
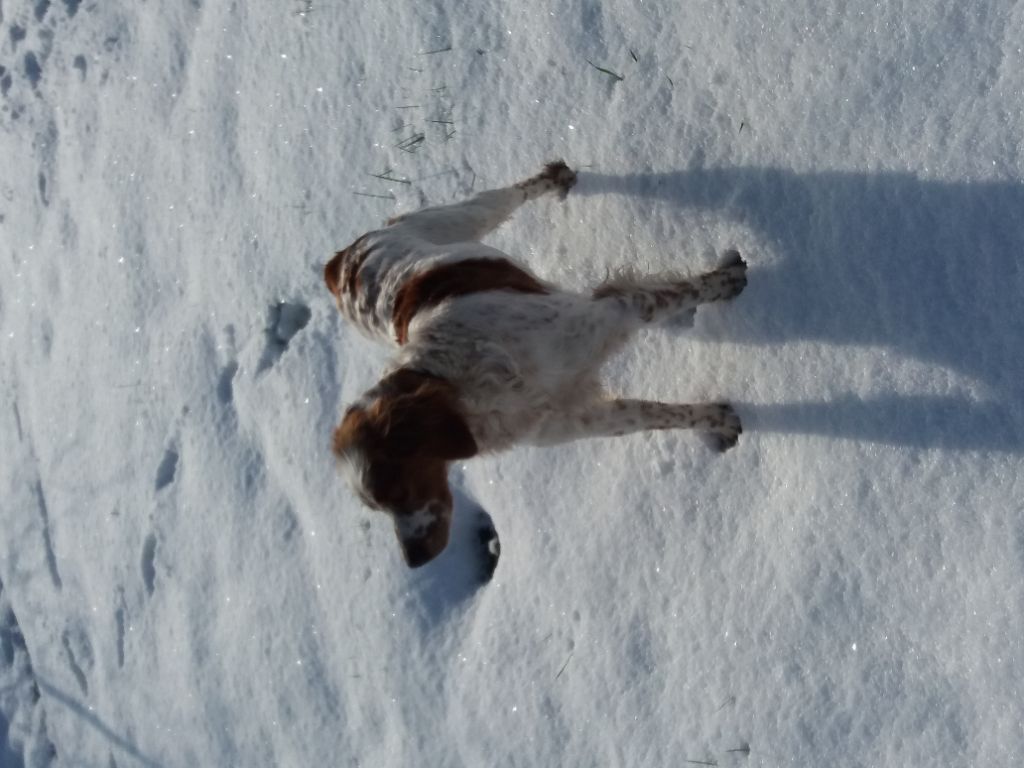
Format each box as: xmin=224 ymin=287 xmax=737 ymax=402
xmin=332 ymin=370 xmax=478 ymax=567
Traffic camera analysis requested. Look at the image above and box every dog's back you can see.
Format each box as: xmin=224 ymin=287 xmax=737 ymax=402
xmin=325 ymin=223 xmax=549 ymax=347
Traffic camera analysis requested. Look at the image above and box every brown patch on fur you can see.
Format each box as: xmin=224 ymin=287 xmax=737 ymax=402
xmin=344 ymin=246 xmax=369 ymax=302
xmin=592 ymin=282 xmax=624 ymax=300
xmin=323 ymin=235 xmax=373 ymax=299
xmin=332 ymin=369 xmax=478 ymax=499
xmin=392 ymin=258 xmax=549 ymax=344
xmin=324 ymin=250 xmax=345 ymax=297
xmin=333 ymin=370 xmax=478 ymax=566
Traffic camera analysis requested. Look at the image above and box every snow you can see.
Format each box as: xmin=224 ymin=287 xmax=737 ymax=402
xmin=2 ymin=0 xmax=1023 ymax=766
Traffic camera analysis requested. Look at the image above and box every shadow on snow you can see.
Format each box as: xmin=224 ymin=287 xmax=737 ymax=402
xmin=580 ymin=166 xmax=1024 ymax=453
xmin=399 ymin=483 xmax=498 ymax=625
xmin=37 ymin=679 xmax=163 ymax=768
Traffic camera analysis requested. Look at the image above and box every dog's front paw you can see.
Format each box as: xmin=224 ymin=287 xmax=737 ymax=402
xmin=713 ymin=250 xmax=747 ymax=301
xmin=539 ymin=160 xmax=578 ymax=200
xmin=701 ymin=403 xmax=742 ymax=453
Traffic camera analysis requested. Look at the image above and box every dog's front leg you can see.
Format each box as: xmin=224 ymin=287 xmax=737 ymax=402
xmin=533 ymin=399 xmax=742 ymax=452
xmin=386 ymin=162 xmax=577 ymax=244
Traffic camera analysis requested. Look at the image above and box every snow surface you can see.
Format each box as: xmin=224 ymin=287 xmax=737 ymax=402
xmin=2 ymin=0 xmax=1023 ymax=765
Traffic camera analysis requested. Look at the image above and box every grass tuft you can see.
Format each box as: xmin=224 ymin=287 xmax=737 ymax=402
xmin=554 ymin=651 xmax=573 ymax=680
xmin=585 ymin=59 xmax=625 ymax=82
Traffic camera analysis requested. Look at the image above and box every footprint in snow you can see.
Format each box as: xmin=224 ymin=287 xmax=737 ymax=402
xmin=154 ymin=445 xmax=179 ymax=492
xmin=217 ymin=360 xmax=239 ymax=405
xmin=255 ymin=301 xmax=311 ymax=375
xmin=114 ymin=601 xmax=126 ymax=669
xmin=140 ymin=533 xmax=157 ymax=597
xmin=61 ymin=626 xmax=93 ymax=697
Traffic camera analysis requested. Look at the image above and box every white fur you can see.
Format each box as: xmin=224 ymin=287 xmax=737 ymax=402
xmin=393 ymin=505 xmax=439 ymax=539
xmin=332 ymin=163 xmax=745 ymax=456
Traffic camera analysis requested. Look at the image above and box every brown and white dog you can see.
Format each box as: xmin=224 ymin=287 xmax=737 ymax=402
xmin=326 ymin=162 xmax=747 ymax=567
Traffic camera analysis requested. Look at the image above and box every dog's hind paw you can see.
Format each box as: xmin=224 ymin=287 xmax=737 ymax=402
xmin=699 ymin=403 xmax=742 ymax=453
xmin=711 ymin=251 xmax=747 ymax=301
xmin=701 ymin=429 xmax=740 ymax=453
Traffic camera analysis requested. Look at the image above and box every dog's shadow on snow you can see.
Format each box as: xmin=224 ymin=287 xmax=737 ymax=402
xmin=580 ymin=167 xmax=1024 ymax=453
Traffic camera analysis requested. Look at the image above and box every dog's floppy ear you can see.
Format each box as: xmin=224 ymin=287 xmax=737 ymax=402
xmin=375 ymin=383 xmax=478 ymax=461
xmin=324 ymin=251 xmax=344 ymax=297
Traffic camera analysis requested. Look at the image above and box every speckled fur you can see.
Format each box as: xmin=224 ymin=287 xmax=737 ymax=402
xmin=328 ymin=162 xmax=747 ymax=565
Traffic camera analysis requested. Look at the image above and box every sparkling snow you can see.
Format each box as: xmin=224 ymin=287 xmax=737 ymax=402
xmin=1 ymin=0 xmax=1023 ymax=766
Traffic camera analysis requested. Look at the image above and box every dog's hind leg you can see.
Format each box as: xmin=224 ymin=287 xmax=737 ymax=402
xmin=593 ymin=251 xmax=747 ymax=325
xmin=533 ymin=399 xmax=743 ymax=452
xmin=387 ymin=162 xmax=577 ymax=244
